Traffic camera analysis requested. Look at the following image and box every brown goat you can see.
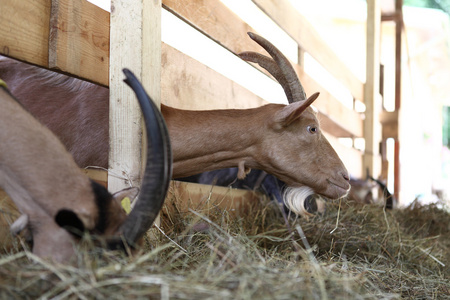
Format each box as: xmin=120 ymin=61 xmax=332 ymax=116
xmin=0 ymin=32 xmax=350 ymax=215
xmin=0 ymin=70 xmax=171 ymax=263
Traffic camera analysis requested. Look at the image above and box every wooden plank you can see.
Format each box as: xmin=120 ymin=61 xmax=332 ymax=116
xmin=0 ymin=0 xmax=51 ymax=67
xmin=163 ymin=181 xmax=263 ymax=219
xmin=162 ymin=0 xmax=277 ymax=82
xmin=162 ymin=0 xmax=265 ymax=56
xmin=77 ymin=170 xmax=263 ymax=218
xmin=324 ymin=133 xmax=363 ymax=178
xmin=49 ymin=0 xmax=110 ymax=86
xmin=253 ymin=0 xmax=365 ymax=102
xmin=293 ymin=64 xmax=363 ymax=137
xmin=363 ymin=0 xmax=382 ymax=177
xmin=394 ymin=0 xmax=402 ymax=202
xmin=108 ymin=0 xmax=161 ymax=193
xmin=162 ymin=43 xmax=267 ymax=110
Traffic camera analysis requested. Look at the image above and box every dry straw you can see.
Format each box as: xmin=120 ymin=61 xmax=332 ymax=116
xmin=1 ymin=191 xmax=449 ymax=299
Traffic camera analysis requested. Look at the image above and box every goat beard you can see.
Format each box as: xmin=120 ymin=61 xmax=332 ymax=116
xmin=283 ymin=186 xmax=326 ymax=217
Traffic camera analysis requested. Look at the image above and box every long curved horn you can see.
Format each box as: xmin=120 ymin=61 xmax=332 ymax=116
xmin=238 ymin=51 xmax=294 ymax=102
xmin=117 ymin=69 xmax=172 ymax=247
xmin=239 ymin=32 xmax=307 ymax=103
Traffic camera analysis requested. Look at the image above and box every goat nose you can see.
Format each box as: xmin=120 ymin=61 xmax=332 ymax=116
xmin=341 ymin=172 xmax=350 ymax=181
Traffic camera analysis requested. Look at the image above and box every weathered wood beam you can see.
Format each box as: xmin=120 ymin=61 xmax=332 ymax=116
xmin=49 ymin=0 xmax=109 ymax=86
xmin=165 ymin=181 xmax=264 ymax=218
xmin=364 ymin=0 xmax=382 ymax=177
xmin=108 ymin=0 xmax=161 ymax=193
xmin=0 ymin=0 xmax=51 ymax=67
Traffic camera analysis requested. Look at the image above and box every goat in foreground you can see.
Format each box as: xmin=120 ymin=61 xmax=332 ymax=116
xmin=0 ymin=70 xmax=171 ymax=263
xmin=0 ymin=32 xmax=350 ymax=216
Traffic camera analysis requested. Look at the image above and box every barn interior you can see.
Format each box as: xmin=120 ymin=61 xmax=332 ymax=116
xmin=0 ymin=0 xmax=449 ymax=298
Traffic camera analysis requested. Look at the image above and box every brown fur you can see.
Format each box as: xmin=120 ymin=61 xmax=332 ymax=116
xmin=0 ymin=86 xmax=103 ymax=262
xmin=0 ymin=57 xmax=109 ymax=168
xmin=163 ymin=99 xmax=349 ymax=199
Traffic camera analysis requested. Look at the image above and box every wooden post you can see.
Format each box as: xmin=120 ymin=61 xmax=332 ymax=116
xmin=394 ymin=0 xmax=403 ymax=201
xmin=298 ymin=46 xmax=305 ymax=67
xmin=364 ymin=0 xmax=381 ymax=177
xmin=108 ymin=0 xmax=161 ymax=192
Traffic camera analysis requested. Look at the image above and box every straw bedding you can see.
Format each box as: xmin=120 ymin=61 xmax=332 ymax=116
xmin=0 ymin=191 xmax=449 ymax=299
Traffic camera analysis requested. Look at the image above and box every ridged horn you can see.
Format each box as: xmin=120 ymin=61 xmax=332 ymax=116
xmin=239 ymin=32 xmax=307 ymax=103
xmin=117 ymin=69 xmax=172 ymax=247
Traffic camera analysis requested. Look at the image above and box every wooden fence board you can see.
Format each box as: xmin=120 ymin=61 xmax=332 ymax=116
xmin=363 ymin=0 xmax=382 ymax=178
xmin=162 ymin=0 xmax=265 ymax=56
xmin=253 ymin=0 xmax=365 ymax=102
xmin=324 ymin=133 xmax=363 ymax=178
xmin=162 ymin=43 xmax=267 ymax=110
xmin=293 ymin=65 xmax=363 ymax=137
xmin=164 ymin=181 xmax=263 ymax=218
xmin=49 ymin=0 xmax=109 ymax=86
xmin=0 ymin=0 xmax=51 ymax=67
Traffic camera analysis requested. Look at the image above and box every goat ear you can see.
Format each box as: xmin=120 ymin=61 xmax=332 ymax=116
xmin=55 ymin=209 xmax=85 ymax=238
xmin=274 ymin=92 xmax=319 ymax=127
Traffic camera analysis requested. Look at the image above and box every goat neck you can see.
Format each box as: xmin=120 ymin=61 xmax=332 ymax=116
xmin=163 ymin=104 xmax=269 ymax=179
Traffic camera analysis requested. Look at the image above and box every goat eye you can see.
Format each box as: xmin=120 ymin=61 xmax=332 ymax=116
xmin=307 ymin=125 xmax=318 ymax=134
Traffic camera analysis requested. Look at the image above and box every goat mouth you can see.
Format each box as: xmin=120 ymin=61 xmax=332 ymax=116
xmin=326 ymin=179 xmax=350 ymax=196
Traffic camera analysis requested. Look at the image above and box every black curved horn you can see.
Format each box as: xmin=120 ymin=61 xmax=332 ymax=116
xmin=117 ymin=69 xmax=172 ymax=247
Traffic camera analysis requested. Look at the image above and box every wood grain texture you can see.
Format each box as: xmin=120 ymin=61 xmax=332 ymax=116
xmin=162 ymin=0 xmax=265 ymax=56
xmin=108 ymin=0 xmax=161 ymax=193
xmin=0 ymin=0 xmax=51 ymax=67
xmin=49 ymin=0 xmax=110 ymax=86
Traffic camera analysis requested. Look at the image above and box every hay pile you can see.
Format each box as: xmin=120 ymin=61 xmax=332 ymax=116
xmin=0 ymin=194 xmax=449 ymax=299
